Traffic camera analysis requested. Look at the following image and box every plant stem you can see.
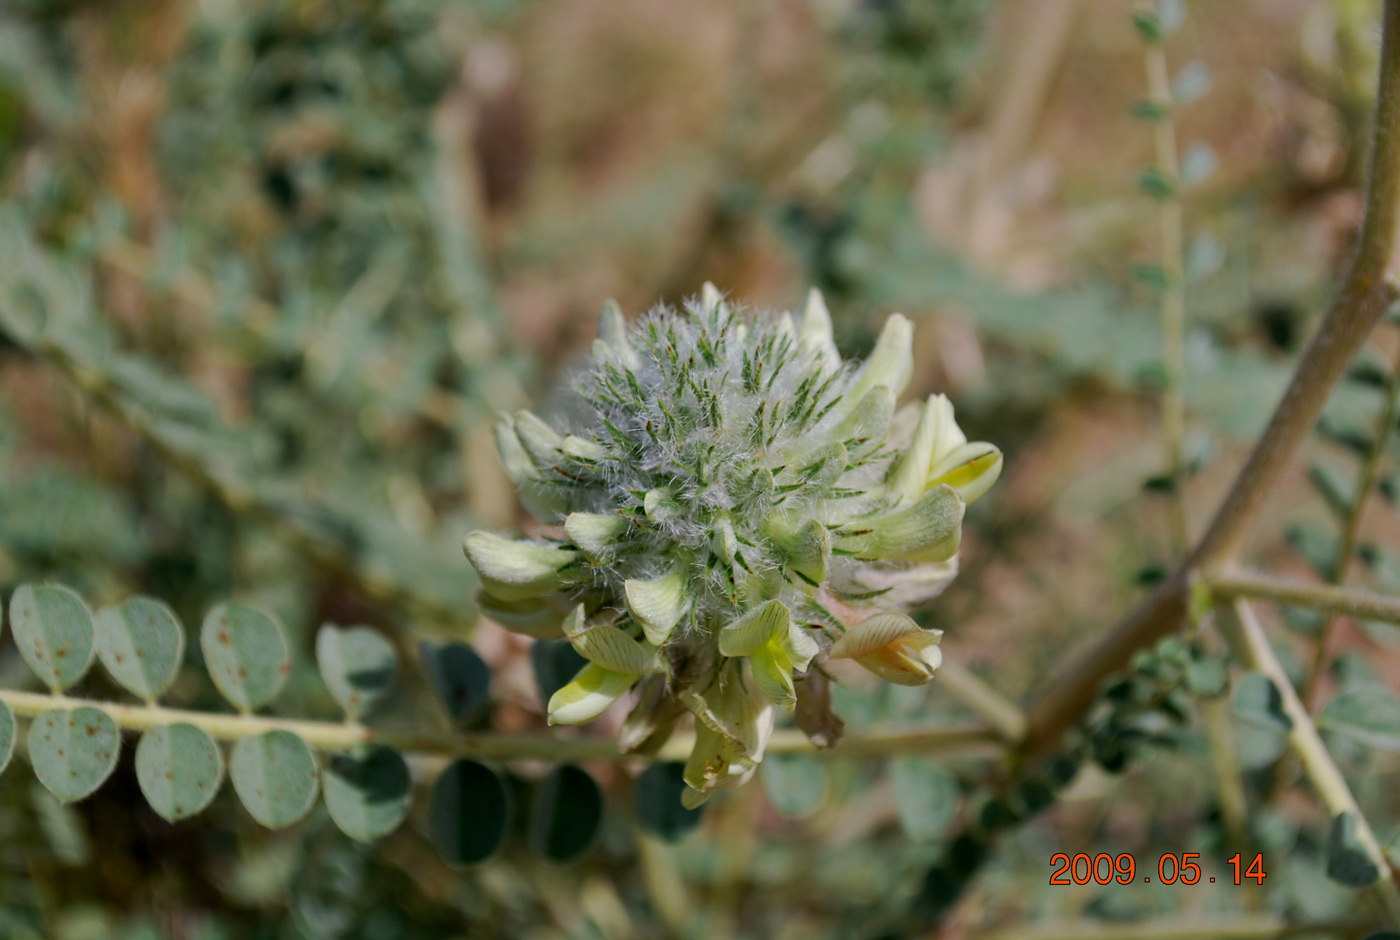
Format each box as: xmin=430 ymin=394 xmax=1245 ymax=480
xmin=1208 ymin=568 xmax=1400 ymax=625
xmin=1023 ymin=0 xmax=1400 ymax=757
xmin=0 ymin=689 xmax=1000 ymax=763
xmin=1301 ymin=340 xmax=1400 ymax=710
xmin=1199 ymin=694 xmax=1249 ymax=848
xmin=935 ymin=660 xmax=1028 ymax=745
xmin=1145 ymin=39 xmax=1190 ymax=553
xmin=1220 ymin=598 xmax=1400 ymax=922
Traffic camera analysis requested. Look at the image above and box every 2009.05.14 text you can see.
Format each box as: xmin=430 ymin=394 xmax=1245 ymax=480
xmin=1049 ymin=853 xmax=1266 ymax=885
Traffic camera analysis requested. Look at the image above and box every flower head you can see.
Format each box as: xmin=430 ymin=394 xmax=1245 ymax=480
xmin=464 ymin=286 xmax=1001 ymax=803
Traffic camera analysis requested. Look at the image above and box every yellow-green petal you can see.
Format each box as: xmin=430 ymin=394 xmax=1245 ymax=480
xmin=624 ymin=565 xmax=691 ymax=646
xmin=833 ymin=485 xmax=965 ymax=563
xmin=718 ymin=600 xmax=790 ymax=658
xmin=463 ymin=532 xmax=578 ymax=601
xmin=546 ymin=663 xmax=639 ymax=725
xmin=564 ymin=512 xmax=628 ymax=559
xmin=569 ymin=622 xmax=666 ymax=675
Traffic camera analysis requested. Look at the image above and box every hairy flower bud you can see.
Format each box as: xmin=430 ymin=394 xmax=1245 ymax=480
xmin=464 ymin=286 xmax=1001 ymax=803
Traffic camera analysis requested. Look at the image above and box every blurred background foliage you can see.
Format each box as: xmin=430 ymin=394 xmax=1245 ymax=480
xmin=1 ymin=0 xmax=1399 ymax=937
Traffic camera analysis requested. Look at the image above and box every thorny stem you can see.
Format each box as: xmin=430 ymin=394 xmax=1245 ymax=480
xmin=1024 ymin=0 xmax=1400 ymax=757
xmin=1145 ymin=38 xmax=1190 ymax=553
xmin=1220 ymin=599 xmax=1400 ymax=922
xmin=1209 ymin=569 xmax=1400 ymax=626
xmin=1301 ymin=338 xmax=1400 ymax=710
xmin=0 ymin=688 xmax=1001 ymax=763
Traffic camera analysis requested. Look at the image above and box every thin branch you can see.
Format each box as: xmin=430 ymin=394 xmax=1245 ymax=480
xmin=934 ymin=660 xmax=1027 ymax=744
xmin=1200 ymin=694 xmax=1250 ymax=847
xmin=1145 ymin=36 xmax=1190 ymax=552
xmin=0 ymin=689 xmax=1001 ymax=763
xmin=1220 ymin=598 xmax=1400 ymax=921
xmin=1209 ymin=568 xmax=1400 ymax=625
xmin=1023 ymin=1 xmax=1400 ymax=756
xmin=1302 ymin=338 xmax=1400 ymax=709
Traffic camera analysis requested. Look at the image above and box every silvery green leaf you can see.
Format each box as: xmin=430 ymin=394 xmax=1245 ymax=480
xmin=1320 ymin=687 xmax=1400 ymax=750
xmin=1327 ymin=812 xmax=1380 ymax=887
xmin=135 ymin=724 xmax=224 ymax=822
xmin=1180 ymin=141 xmax=1218 ymax=187
xmin=1185 ymin=231 xmax=1225 ymax=281
xmin=529 ymin=764 xmax=602 ymax=862
xmin=430 ymin=758 xmax=510 ymax=864
xmin=29 ymin=708 xmax=120 ymax=803
xmin=0 ymin=700 xmax=15 ymax=777
xmin=1172 ymin=60 xmax=1211 ymax=103
xmin=420 ymin=641 xmax=492 ymax=723
xmin=634 ymin=762 xmax=705 ymax=842
xmin=760 ymin=754 xmax=827 ymax=819
xmin=1233 ymin=671 xmax=1292 ymax=735
xmin=95 ymin=597 xmax=185 ymax=702
xmin=315 ymin=624 xmax=397 ymax=720
xmin=323 ymin=746 xmax=411 ymax=842
xmin=9 ymin=584 xmax=96 ymax=692
xmin=230 ymin=731 xmax=320 ymax=829
xmin=890 ymin=758 xmax=958 ymax=841
xmin=201 ymin=604 xmax=290 ymax=711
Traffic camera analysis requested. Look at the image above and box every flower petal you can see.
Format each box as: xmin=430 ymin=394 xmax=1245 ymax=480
xmin=546 ymin=663 xmax=639 ymax=725
xmin=797 ymin=288 xmax=841 ymax=372
xmin=843 ymin=313 xmax=913 ymax=408
xmin=570 ymin=621 xmax=666 ymax=675
xmin=718 ymin=600 xmax=790 ymax=658
xmin=855 ymin=632 xmax=942 ymax=686
xmin=832 ymin=484 xmax=965 ymax=563
xmin=463 ymin=532 xmax=579 ymax=601
xmin=564 ymin=512 xmax=628 ymax=559
xmin=827 ymin=612 xmax=923 ymax=660
xmin=624 ymin=564 xmax=691 ymax=646
xmin=476 ymin=592 xmax=569 ymax=639
xmin=750 ymin=646 xmax=798 ymax=712
xmin=928 ymin=444 xmax=1003 ymax=506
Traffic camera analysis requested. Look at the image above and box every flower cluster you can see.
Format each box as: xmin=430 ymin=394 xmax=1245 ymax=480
xmin=463 ymin=286 xmax=1001 ymax=805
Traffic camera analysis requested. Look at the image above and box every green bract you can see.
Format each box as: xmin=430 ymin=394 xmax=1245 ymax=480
xmin=463 ymin=286 xmax=1002 ymax=804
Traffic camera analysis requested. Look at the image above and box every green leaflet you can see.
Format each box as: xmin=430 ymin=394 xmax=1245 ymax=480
xmin=9 ymin=584 xmax=96 ymax=692
xmin=230 ymin=731 xmax=320 ymax=829
xmin=323 ymin=745 xmax=412 ymax=842
xmin=316 ymin=624 xmax=397 ymax=721
xmin=29 ymin=708 xmax=120 ymax=803
xmin=0 ymin=700 xmax=13 ymax=777
xmin=201 ymin=604 xmax=291 ymax=712
xmin=95 ymin=597 xmax=185 ymax=702
xmin=135 ymin=724 xmax=224 ymax=822
xmin=431 ymin=758 xmax=510 ymax=865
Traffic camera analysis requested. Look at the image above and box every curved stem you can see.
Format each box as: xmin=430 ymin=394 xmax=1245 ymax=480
xmin=0 ymin=688 xmax=1001 ymax=763
xmin=1024 ymin=0 xmax=1400 ymax=756
xmin=1145 ymin=40 xmax=1190 ymax=552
